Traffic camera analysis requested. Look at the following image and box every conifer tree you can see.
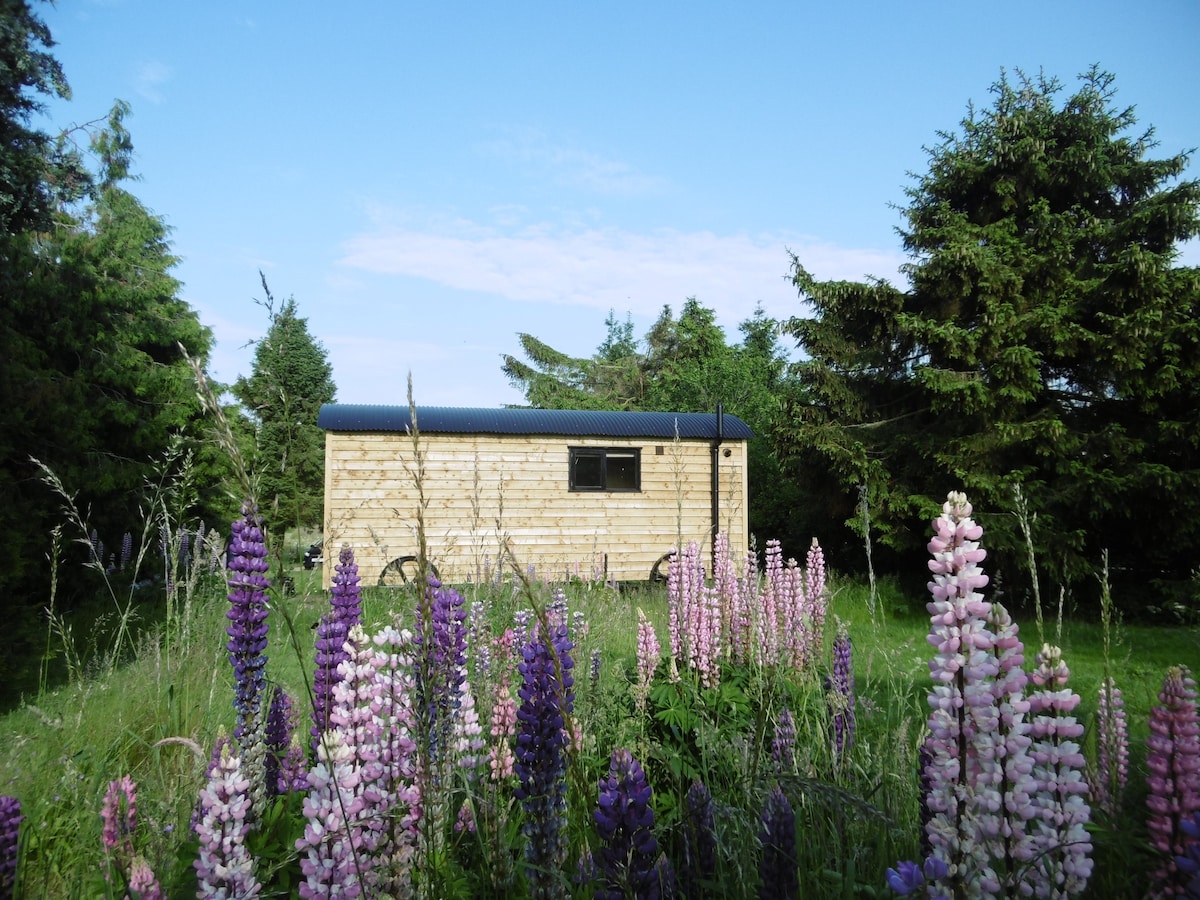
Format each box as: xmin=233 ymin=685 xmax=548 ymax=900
xmin=779 ymin=68 xmax=1200 ymax=583
xmin=234 ymin=277 xmax=336 ymax=532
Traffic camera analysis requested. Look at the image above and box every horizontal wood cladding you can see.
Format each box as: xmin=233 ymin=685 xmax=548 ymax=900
xmin=323 ymin=431 xmax=748 ymax=586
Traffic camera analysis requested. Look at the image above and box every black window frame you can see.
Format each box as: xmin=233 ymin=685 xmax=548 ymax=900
xmin=568 ymin=446 xmax=641 ymax=492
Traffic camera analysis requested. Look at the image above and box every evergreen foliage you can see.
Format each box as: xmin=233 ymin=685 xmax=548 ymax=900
xmin=0 ymin=0 xmax=88 ymax=236
xmin=0 ymin=11 xmax=224 ymax=702
xmin=778 ymin=68 xmax=1200 ymax=587
xmin=233 ymin=276 xmax=336 ymax=531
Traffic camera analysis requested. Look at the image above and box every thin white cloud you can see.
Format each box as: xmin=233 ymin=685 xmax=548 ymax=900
xmin=479 ymin=128 xmax=666 ymax=197
xmin=338 ymin=220 xmax=906 ymax=328
xmin=134 ymin=61 xmax=172 ymax=104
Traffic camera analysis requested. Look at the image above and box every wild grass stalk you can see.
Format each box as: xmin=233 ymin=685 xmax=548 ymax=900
xmin=858 ymin=483 xmax=877 ymax=621
xmin=1013 ymin=482 xmax=1046 ymax=646
xmin=33 ymin=459 xmax=141 ymax=676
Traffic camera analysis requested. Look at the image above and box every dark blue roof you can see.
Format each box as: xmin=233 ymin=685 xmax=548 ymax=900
xmin=318 ymin=405 xmax=753 ymax=440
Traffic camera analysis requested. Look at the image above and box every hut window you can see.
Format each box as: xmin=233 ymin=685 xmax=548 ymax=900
xmin=569 ymin=447 xmax=641 ymax=492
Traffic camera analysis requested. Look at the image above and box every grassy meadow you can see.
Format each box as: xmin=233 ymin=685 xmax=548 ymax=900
xmin=1 ymin=512 xmax=1197 ymax=899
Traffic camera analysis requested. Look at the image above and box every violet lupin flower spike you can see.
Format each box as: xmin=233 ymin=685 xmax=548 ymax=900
xmin=590 ymin=647 xmax=603 ymax=694
xmin=827 ymin=624 xmax=855 ymax=761
xmin=758 ymin=785 xmax=798 ymax=900
xmin=594 ymin=748 xmax=662 ymax=900
xmin=681 ymin=779 xmax=717 ymax=898
xmin=264 ymin=685 xmax=294 ymax=795
xmin=311 ymin=545 xmax=363 ymax=755
xmin=514 ymin=621 xmax=575 ymax=899
xmin=0 ymin=796 xmax=21 ymax=898
xmin=885 ymin=856 xmax=949 ymax=897
xmin=265 ymin=685 xmax=309 ymax=793
xmin=226 ymin=501 xmax=271 ymax=737
xmin=1175 ymin=810 xmax=1200 ymax=896
xmin=773 ymin=707 xmax=796 ymax=773
xmin=415 ymin=576 xmax=468 ymax=766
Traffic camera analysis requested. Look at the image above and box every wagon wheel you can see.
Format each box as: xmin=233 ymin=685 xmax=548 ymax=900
xmin=649 ymin=551 xmax=676 ymax=584
xmin=378 ymin=555 xmax=440 ymax=587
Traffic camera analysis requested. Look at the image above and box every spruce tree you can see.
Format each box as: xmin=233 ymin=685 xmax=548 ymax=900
xmin=234 ymin=278 xmax=336 ymax=533
xmin=780 ymin=68 xmax=1200 ymax=585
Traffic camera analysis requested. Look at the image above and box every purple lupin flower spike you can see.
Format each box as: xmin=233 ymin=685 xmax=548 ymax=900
xmin=0 ymin=796 xmax=22 ymax=899
xmin=758 ymin=785 xmax=798 ymax=900
xmin=590 ymin=647 xmax=603 ymax=694
xmin=311 ymin=545 xmax=363 ymax=755
xmin=1175 ymin=810 xmax=1200 ymax=896
xmin=916 ymin=737 xmax=934 ymax=861
xmin=885 ymin=857 xmax=949 ymax=897
xmin=265 ymin=685 xmax=300 ymax=795
xmin=595 ymin=748 xmax=661 ymax=900
xmin=773 ymin=707 xmax=796 ymax=773
xmin=827 ymin=624 xmax=855 ymax=762
xmin=1147 ymin=665 xmax=1200 ymax=897
xmin=415 ymin=576 xmax=468 ymax=766
xmin=514 ymin=621 xmax=575 ymax=899
xmin=119 ymin=531 xmax=133 ymax=571
xmin=226 ymin=501 xmax=271 ymax=736
xmin=681 ymin=779 xmax=717 ymax=899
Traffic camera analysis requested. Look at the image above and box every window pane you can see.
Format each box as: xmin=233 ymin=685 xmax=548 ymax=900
xmin=606 ymin=451 xmax=638 ymax=490
xmin=572 ymin=451 xmax=604 ymax=489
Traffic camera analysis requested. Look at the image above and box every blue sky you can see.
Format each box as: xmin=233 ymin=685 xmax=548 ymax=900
xmin=39 ymin=1 xmax=1200 ymax=408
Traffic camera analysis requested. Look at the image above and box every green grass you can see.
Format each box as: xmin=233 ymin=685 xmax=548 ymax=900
xmin=1 ymin=557 xmax=1196 ymax=898
xmin=830 ymin=576 xmax=1200 ymax=739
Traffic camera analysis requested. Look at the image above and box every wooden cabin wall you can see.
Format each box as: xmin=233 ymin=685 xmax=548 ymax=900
xmin=322 ymin=432 xmax=748 ymax=587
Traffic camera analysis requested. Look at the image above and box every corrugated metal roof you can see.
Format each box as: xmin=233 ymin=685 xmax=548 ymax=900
xmin=317 ymin=405 xmax=754 ymax=440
